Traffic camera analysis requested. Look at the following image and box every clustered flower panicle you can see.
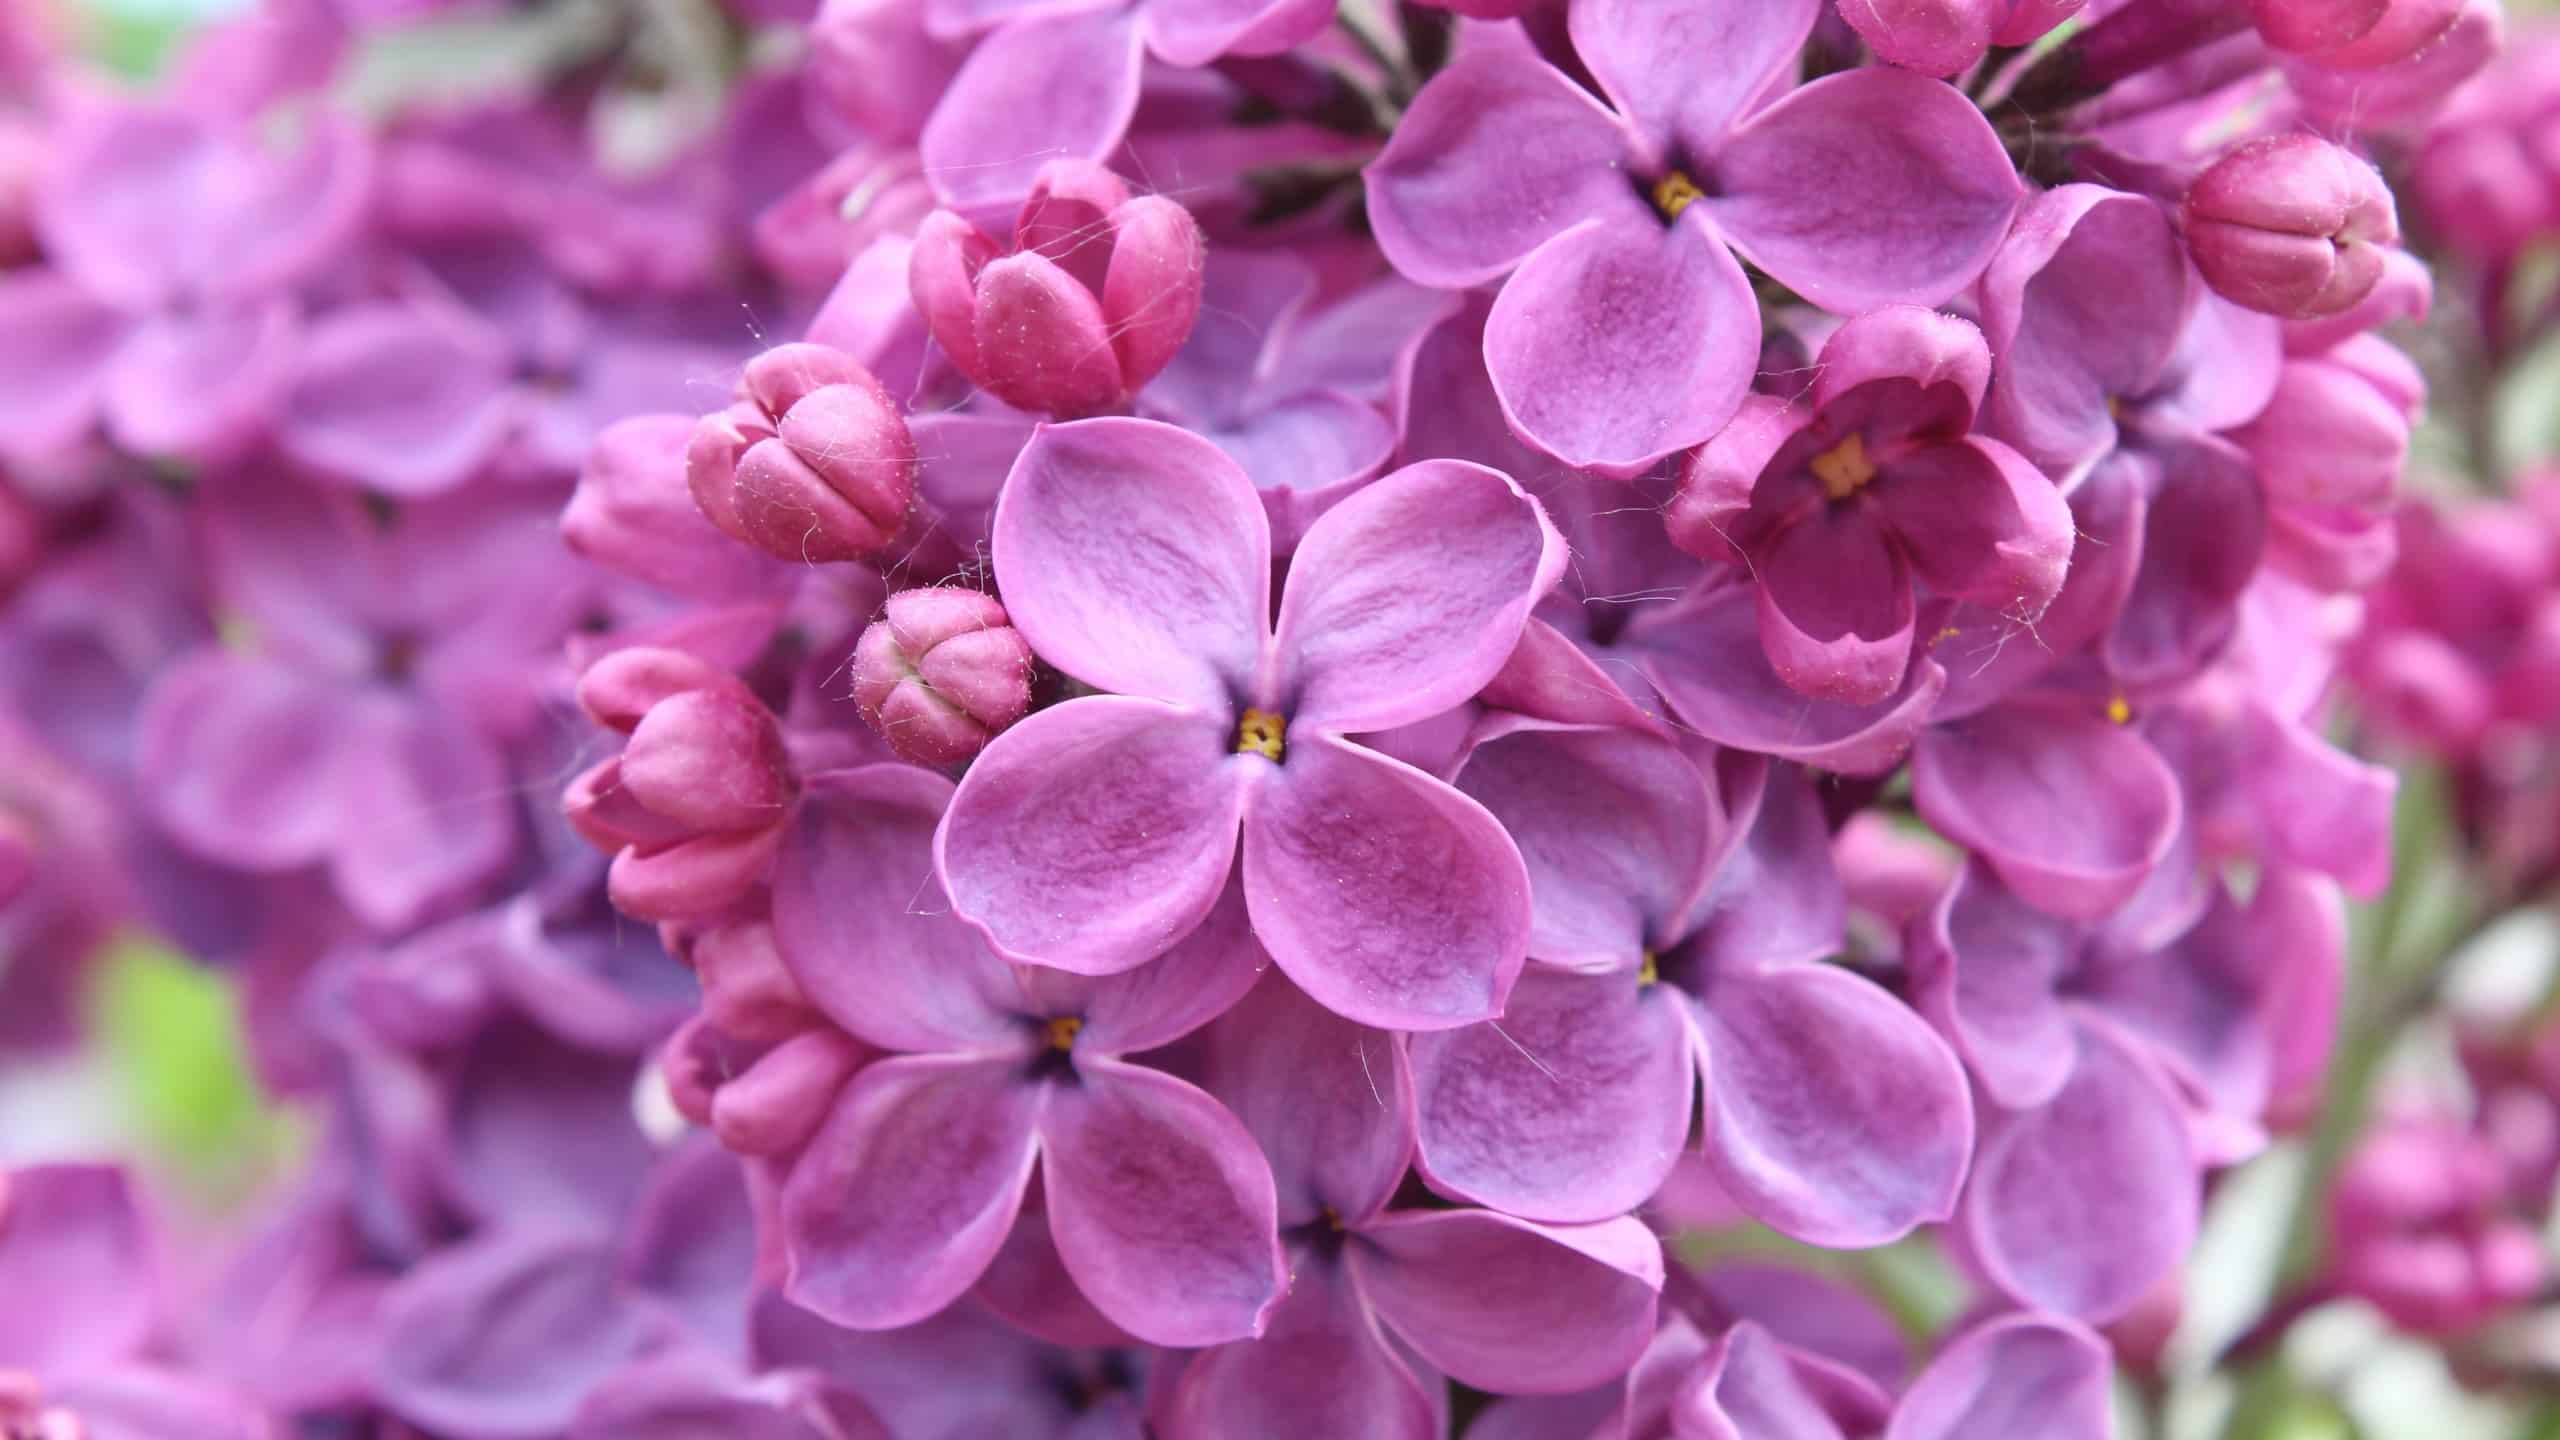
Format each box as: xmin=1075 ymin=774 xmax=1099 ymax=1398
xmin=0 ymin=0 xmax=2551 ymax=1435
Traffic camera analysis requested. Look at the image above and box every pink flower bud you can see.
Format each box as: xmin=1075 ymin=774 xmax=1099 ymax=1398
xmin=2330 ymin=1114 xmax=2551 ymax=1335
xmin=620 ymin=688 xmax=794 ymax=834
xmin=577 ymin=647 xmax=735 ymax=734
xmin=661 ymin=1016 xmax=728 ymax=1127
xmin=905 ymin=160 xmax=1205 ymax=418
xmin=1838 ymin=0 xmax=2003 ymax=77
xmin=2182 ymin=136 xmax=2399 ymax=319
xmin=565 ymin=415 xmax=787 ymax=602
xmin=850 ymin=588 xmax=1034 ymax=766
xmin=2250 ymin=0 xmax=2388 ymax=53
xmin=710 ymin=1027 xmax=866 ymax=1155
xmin=693 ymin=920 xmax=815 ymax=1045
xmin=686 ymin=342 xmax=917 ymax=564
xmin=607 ymin=824 xmax=786 ymax=923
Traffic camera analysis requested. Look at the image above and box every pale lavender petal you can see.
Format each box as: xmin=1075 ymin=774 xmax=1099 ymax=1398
xmin=0 ymin=1164 xmax=154 ymax=1375
xmin=1980 ymin=185 xmax=2187 ymax=473
xmin=972 ymin=1206 xmax=1132 ymax=1349
xmin=1484 ymin=218 xmax=1759 ymax=477
xmin=778 ymin=764 xmax=1023 ymax=1051
xmin=1041 ymin=1057 xmax=1285 ymax=1346
xmin=1273 ymin=458 xmax=1563 ymax=734
xmin=780 ymin=1053 xmax=1044 ymax=1330
xmin=1352 ymin=1210 xmax=1661 ymax=1394
xmin=1144 ymin=0 xmax=1332 ymax=65
xmin=1961 ymin=1022 xmax=2198 ymax=1321
xmin=135 ymin=652 xmax=344 ymax=872
xmin=1709 ymin=69 xmax=2020 ymax=313
xmin=1452 ymin=724 xmax=1715 ymax=967
xmin=1408 ymin=966 xmax=1695 ymax=1224
xmin=1678 ymin=759 xmax=1847 ymax=973
xmin=373 ymin=1230 xmax=651 ymax=1440
xmin=1364 ymin=51 xmax=1644 ymax=288
xmin=1677 ymin=1322 xmax=1850 ymax=1440
xmin=1883 ymin=1314 xmax=2113 ymax=1440
xmin=327 ymin=691 xmax=515 ymax=932
xmin=103 ymin=301 xmax=296 ymax=460
xmin=1912 ymin=703 xmax=2181 ymax=920
xmin=278 ymin=301 xmax=516 ymax=496
xmin=1242 ymin=734 xmax=1529 ymax=1031
xmin=1070 ymin=875 xmax=1268 ymax=1054
xmin=1202 ymin=973 xmax=1414 ymax=1228
xmin=619 ymin=1139 xmax=759 ymax=1354
xmin=992 ymin=416 xmax=1268 ymax=711
xmin=1692 ymin=963 xmax=1973 ymax=1247
xmin=919 ymin=8 xmax=1143 ymax=210
xmin=0 ymin=270 xmax=127 ymax=457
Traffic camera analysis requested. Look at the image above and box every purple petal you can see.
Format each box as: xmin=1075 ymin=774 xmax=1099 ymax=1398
xmin=1688 ymin=1261 xmax=1910 ymax=1395
xmin=1143 ymin=0 xmax=1332 ymax=65
xmin=1637 ymin=582 xmax=1946 ymax=776
xmin=327 ymin=691 xmax=516 ymax=932
xmin=619 ymin=1140 xmax=760 ymax=1355
xmin=0 ymin=269 xmax=127 ymax=457
xmin=1157 ymin=1257 xmax=1439 ymax=1440
xmin=1677 ymin=1322 xmax=1850 ymax=1440
xmin=918 ymin=8 xmax=1143 ymax=210
xmin=1206 ymin=391 xmax=1396 ymax=554
xmin=1202 ymin=973 xmax=1415 ymax=1228
xmin=778 ymin=765 xmax=1023 ymax=1051
xmin=1980 ymin=185 xmax=2188 ymax=474
xmin=1364 ymin=51 xmax=1644 ymax=288
xmin=277 ymin=301 xmax=516 ymax=496
xmin=46 ymin=1367 xmax=271 ymax=1440
xmin=993 ymin=416 xmax=1268 ymax=712
xmin=1273 ymin=458 xmax=1563 ymax=734
xmin=1040 ymin=1057 xmax=1285 ymax=1346
xmin=444 ymin=1018 xmax=657 ymax=1231
xmin=1709 ymin=69 xmax=2019 ymax=313
xmin=973 ymin=1204 xmax=1134 ymax=1349
xmin=103 ymin=301 xmax=296 ymax=460
xmin=1884 ymin=1314 xmax=2113 ymax=1440
xmin=1904 ymin=861 xmax=2082 ymax=1110
xmin=1872 ymin=439 xmax=2073 ymax=620
xmin=135 ymin=652 xmax=344 ymax=872
xmin=1352 ymin=1210 xmax=1661 ymax=1394
xmin=2105 ymin=435 xmax=2266 ymax=687
xmin=373 ymin=1230 xmax=651 ymax=1440
xmin=937 ymin=696 xmax=1245 ymax=973
xmin=1070 ymin=875 xmax=1268 ymax=1054
xmin=1568 ymin=0 xmax=1818 ymax=152
xmin=1691 ymin=962 xmax=1973 ymax=1247
xmin=1452 ymin=724 xmax=1715 ymax=967
xmin=1677 ymin=758 xmax=1847 ymax=973
xmin=1912 ymin=703 xmax=2181 ymax=920
xmin=780 ymin=1053 xmax=1044 ymax=1330
xmin=1409 ymin=965 xmax=1695 ymax=1224
xmin=1753 ymin=506 xmax=1917 ymax=707
xmin=1961 ymin=1022 xmax=2198 ymax=1321
xmin=1242 ymin=734 xmax=1530 ymax=1031
xmin=571 ymin=1350 xmax=888 ymax=1440
xmin=1484 ymin=218 xmax=1759 ymax=477
xmin=0 ymin=1164 xmax=155 ymax=1375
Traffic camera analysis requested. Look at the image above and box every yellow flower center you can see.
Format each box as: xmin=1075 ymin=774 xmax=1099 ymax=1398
xmin=1235 ymin=708 xmax=1288 ymax=761
xmin=1638 ymin=950 xmax=1660 ymax=986
xmin=1651 ymin=171 xmax=1705 ymax=220
xmin=1812 ymin=434 xmax=1879 ymax=501
xmin=1046 ymin=1016 xmax=1083 ymax=1051
xmin=2106 ymin=695 xmax=2133 ymax=726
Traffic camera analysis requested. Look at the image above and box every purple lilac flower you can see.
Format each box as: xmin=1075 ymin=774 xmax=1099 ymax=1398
xmin=935 ymin=417 xmax=1564 ymax=1029
xmin=1365 ymin=0 xmax=2020 ymax=473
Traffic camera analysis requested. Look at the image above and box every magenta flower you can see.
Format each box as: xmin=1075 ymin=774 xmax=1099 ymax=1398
xmin=772 ymin=763 xmax=1285 ymax=1346
xmin=1667 ymin=306 xmax=2073 ymax=706
xmin=2328 ymin=1112 xmax=2551 ymax=1336
xmin=1363 ymin=0 xmax=2019 ymax=474
xmin=1907 ymin=860 xmax=2345 ymax=1319
xmin=935 ymin=417 xmax=1565 ymax=1030
xmin=1410 ymin=727 xmax=1974 ymax=1243
xmin=1158 ymin=976 xmax=1664 ymax=1439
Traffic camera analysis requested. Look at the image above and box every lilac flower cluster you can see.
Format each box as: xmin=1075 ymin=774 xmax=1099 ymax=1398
xmin=0 ymin=0 xmax=2501 ymax=1433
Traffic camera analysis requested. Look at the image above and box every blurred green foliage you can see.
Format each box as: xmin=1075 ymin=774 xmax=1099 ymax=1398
xmin=89 ymin=938 xmax=289 ymax=1201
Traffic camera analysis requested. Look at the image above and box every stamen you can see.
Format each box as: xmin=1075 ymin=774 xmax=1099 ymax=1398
xmin=1811 ymin=434 xmax=1879 ymax=501
xmin=1046 ymin=1016 xmax=1083 ymax=1051
xmin=1638 ymin=950 xmax=1659 ymax=986
xmin=2106 ymin=695 xmax=2133 ymax=725
xmin=1651 ymin=171 xmax=1705 ymax=220
xmin=1235 ymin=708 xmax=1288 ymax=761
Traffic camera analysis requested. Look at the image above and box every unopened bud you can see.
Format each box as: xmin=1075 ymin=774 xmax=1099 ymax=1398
xmin=2250 ymin=0 xmax=2388 ymax=52
xmin=850 ymin=588 xmax=1035 ymax=766
xmin=686 ymin=343 xmax=917 ymax=564
xmin=576 ymin=647 xmax=734 ymax=733
xmin=2183 ymin=136 xmax=2399 ymax=320
xmin=907 ymin=160 xmax=1205 ymax=418
xmin=710 ymin=1027 xmax=866 ymax=1156
xmin=693 ymin=920 xmax=815 ymax=1046
xmin=620 ymin=688 xmax=794 ymax=835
